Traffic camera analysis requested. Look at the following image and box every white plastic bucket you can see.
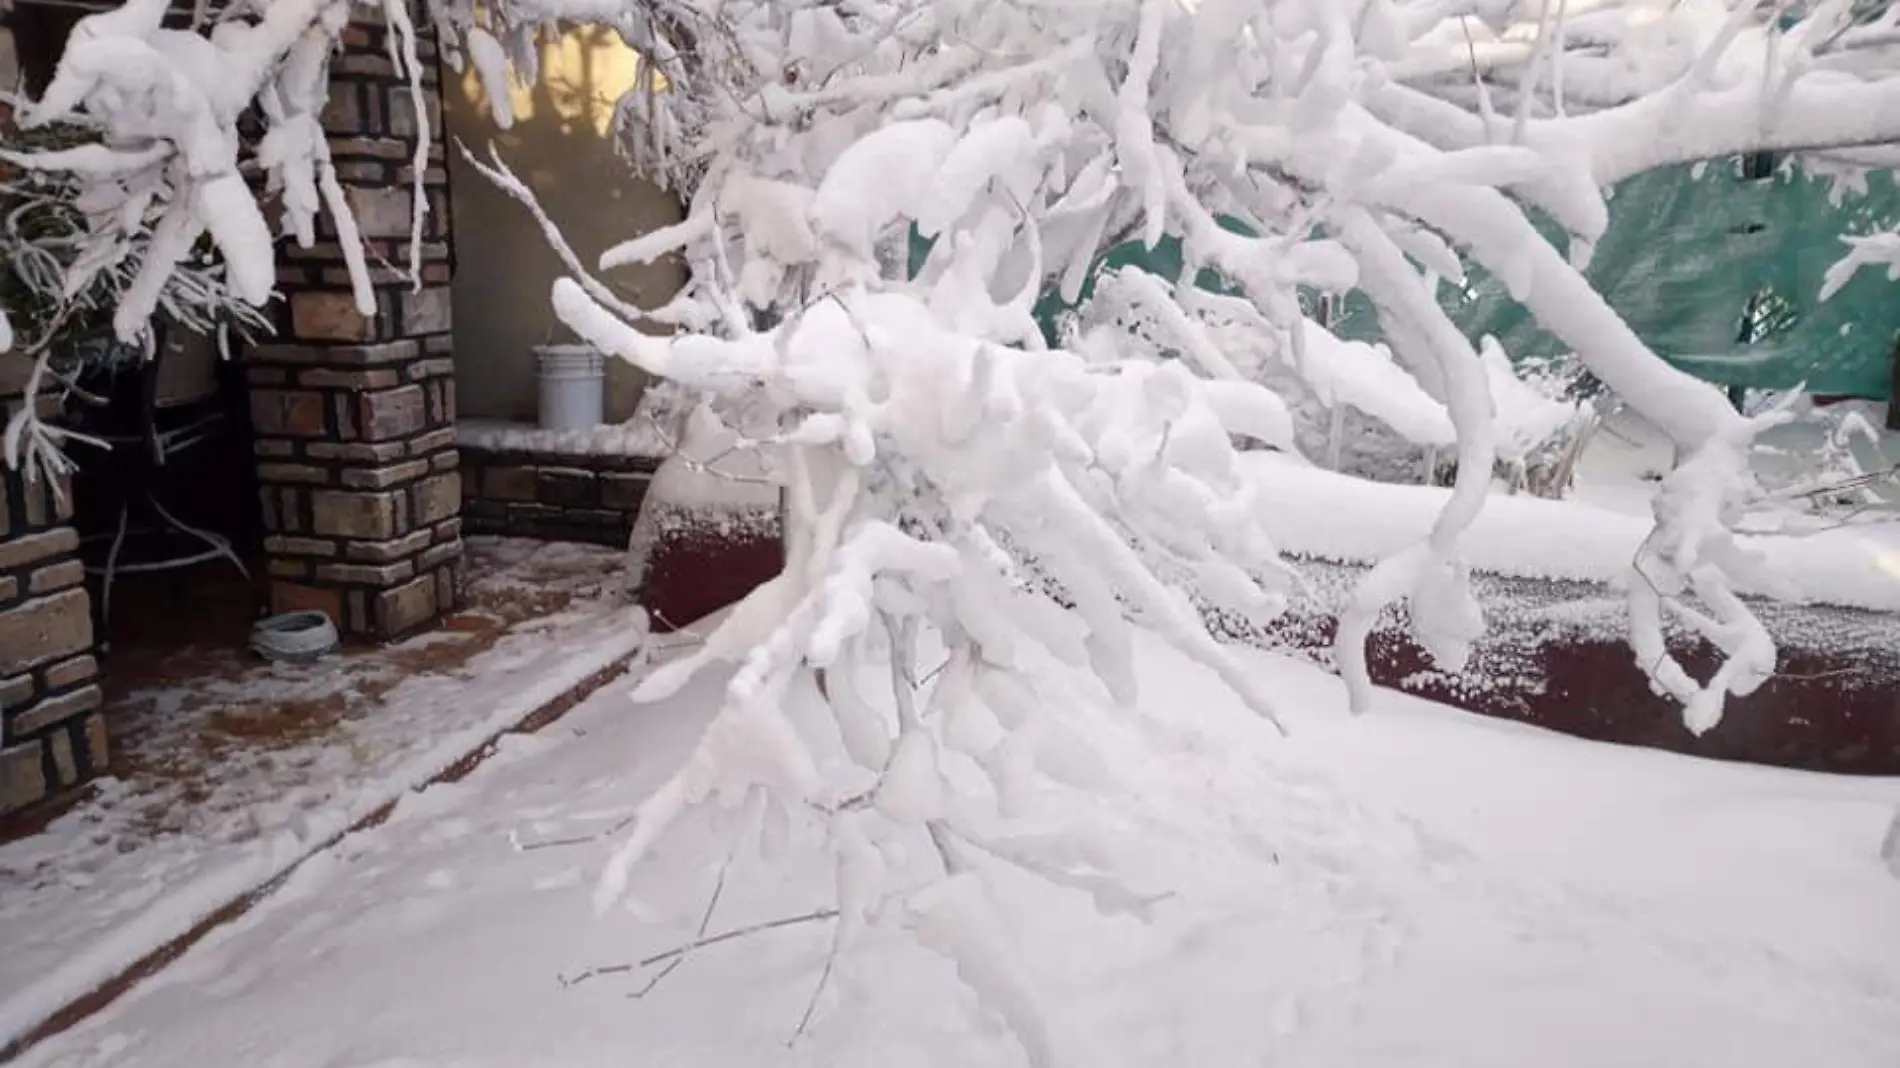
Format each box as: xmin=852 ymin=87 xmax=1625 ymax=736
xmin=536 ymin=344 xmax=606 ymax=431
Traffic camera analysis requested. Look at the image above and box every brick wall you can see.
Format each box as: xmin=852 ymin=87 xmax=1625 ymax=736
xmin=0 ymin=400 xmax=105 ymax=816
xmin=249 ymin=9 xmax=462 ymax=640
xmin=459 ymin=444 xmax=658 ymax=547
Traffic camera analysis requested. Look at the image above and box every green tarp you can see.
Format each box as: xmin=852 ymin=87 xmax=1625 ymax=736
xmin=909 ymin=159 xmax=1900 ymax=400
xmin=1442 ymin=161 xmax=1900 ymax=400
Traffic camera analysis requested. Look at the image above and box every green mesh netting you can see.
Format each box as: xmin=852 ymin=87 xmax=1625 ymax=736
xmin=1438 ymin=161 xmax=1900 ymax=400
xmin=909 ymin=159 xmax=1900 ymax=400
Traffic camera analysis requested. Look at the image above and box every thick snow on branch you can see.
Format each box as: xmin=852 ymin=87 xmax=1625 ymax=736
xmin=442 ymin=0 xmax=1900 ymax=1055
xmin=17 ymin=0 xmax=365 ymax=339
xmin=4 ymin=0 xmax=439 ymax=484
xmin=17 ymin=0 xmax=1900 ymax=1056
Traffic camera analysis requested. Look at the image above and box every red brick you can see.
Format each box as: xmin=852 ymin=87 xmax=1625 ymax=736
xmin=433 ymin=565 xmax=460 ymax=617
xmin=340 ymin=459 xmax=429 ymax=489
xmin=357 ymin=385 xmax=427 ymax=441
xmin=316 ymin=561 xmax=415 ymax=586
xmin=257 ymin=462 xmax=332 ymax=486
xmin=410 ymin=473 xmax=461 ymax=525
xmin=308 ymin=441 xmax=408 ymax=463
xmin=331 ymin=134 xmax=408 ymax=156
xmin=280 ymin=242 xmax=348 ymax=264
xmin=291 ymin=291 xmax=384 ymax=342
xmin=275 ymin=488 xmax=305 ymax=533
xmin=417 ymin=540 xmax=462 ymax=572
xmin=482 ymin=466 xmax=537 ymax=502
xmin=27 ymin=559 xmax=85 ymax=595
xmin=250 ymin=389 xmax=328 ymax=437
xmin=49 ymin=730 xmax=76 ymax=786
xmin=80 ymin=713 xmax=109 ymax=774
xmin=0 ymin=674 xmax=32 ymax=710
xmin=401 ymin=287 xmax=453 ymax=334
xmin=0 ymin=527 xmax=77 ymax=570
xmin=264 ymin=535 xmax=338 ymax=557
xmin=405 ymin=358 xmax=455 ymax=381
xmin=10 ymin=684 xmax=102 ymax=736
xmin=0 ymin=589 xmax=93 ymax=669
xmin=251 ymin=340 xmax=418 ymax=366
xmin=0 ymin=742 xmax=47 ymax=814
xmin=267 ymin=558 xmax=309 ymax=579
xmin=311 ymin=490 xmax=404 ymax=540
xmin=602 ymin=473 xmax=651 ymax=511
xmin=43 ymin=654 xmax=96 ymax=690
xmin=346 ymin=186 xmax=416 ymax=240
xmin=343 ymin=530 xmax=433 ymax=563
xmin=320 ymin=84 xmax=367 ymax=134
xmin=297 ymin=368 xmax=403 ymax=390
xmin=408 ymin=428 xmax=456 ymax=455
xmin=375 ymin=574 xmax=438 ymax=637
xmin=387 ymin=88 xmax=442 ymax=139
xmin=269 ymin=580 xmax=345 ymax=623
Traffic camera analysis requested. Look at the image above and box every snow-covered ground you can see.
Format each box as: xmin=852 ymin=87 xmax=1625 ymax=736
xmin=1244 ymin=401 xmax=1900 ymax=612
xmin=1572 ymin=399 xmax=1900 ymax=519
xmin=16 ymin=627 xmax=1897 ymax=1068
xmin=0 ymin=541 xmax=650 ymax=1051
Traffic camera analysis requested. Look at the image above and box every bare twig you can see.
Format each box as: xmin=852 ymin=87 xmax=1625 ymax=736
xmin=638 ymin=908 xmax=842 ymax=969
xmin=625 ymin=841 xmax=734 ymax=999
xmin=790 ymin=840 xmax=849 ymax=1046
xmin=558 ymin=961 xmax=639 ymax=989
xmin=560 ymin=907 xmax=841 ymax=991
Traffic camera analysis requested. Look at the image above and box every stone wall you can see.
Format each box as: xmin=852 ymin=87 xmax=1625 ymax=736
xmin=249 ymin=10 xmax=463 ymax=640
xmin=0 ymin=446 xmax=104 ymax=816
xmin=459 ymin=444 xmax=658 ymax=548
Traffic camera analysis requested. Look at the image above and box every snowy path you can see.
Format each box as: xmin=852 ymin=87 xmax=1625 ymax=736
xmin=12 ymin=631 xmax=1898 ymax=1068
xmin=0 ymin=543 xmax=651 ymax=1053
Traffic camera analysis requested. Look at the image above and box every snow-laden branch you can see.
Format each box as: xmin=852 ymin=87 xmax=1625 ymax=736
xmin=17 ymin=0 xmax=1900 ymax=1056
xmin=435 ymin=10 xmax=1900 ymax=1044
xmin=430 ymin=1 xmax=1862 ymax=1054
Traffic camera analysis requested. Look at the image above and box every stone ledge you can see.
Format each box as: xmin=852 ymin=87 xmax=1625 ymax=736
xmin=459 ymin=441 xmax=660 ymax=549
xmin=461 ymin=447 xmax=663 ymax=475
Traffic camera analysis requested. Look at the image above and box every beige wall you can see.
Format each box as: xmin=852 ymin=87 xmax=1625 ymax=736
xmin=442 ymin=26 xmax=685 ymax=423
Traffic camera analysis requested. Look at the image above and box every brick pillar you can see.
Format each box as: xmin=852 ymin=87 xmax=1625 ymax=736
xmin=248 ymin=10 xmax=462 ymax=640
xmin=1 ymin=375 xmax=106 ymax=815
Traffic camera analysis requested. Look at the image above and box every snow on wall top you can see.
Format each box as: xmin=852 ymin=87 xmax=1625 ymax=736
xmin=457 ymin=418 xmax=674 ymax=458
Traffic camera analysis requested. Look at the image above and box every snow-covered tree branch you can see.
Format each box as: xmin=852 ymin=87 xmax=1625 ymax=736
xmin=1 ymin=0 xmax=429 ymax=482
xmin=15 ymin=2 xmax=1900 ymax=1058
